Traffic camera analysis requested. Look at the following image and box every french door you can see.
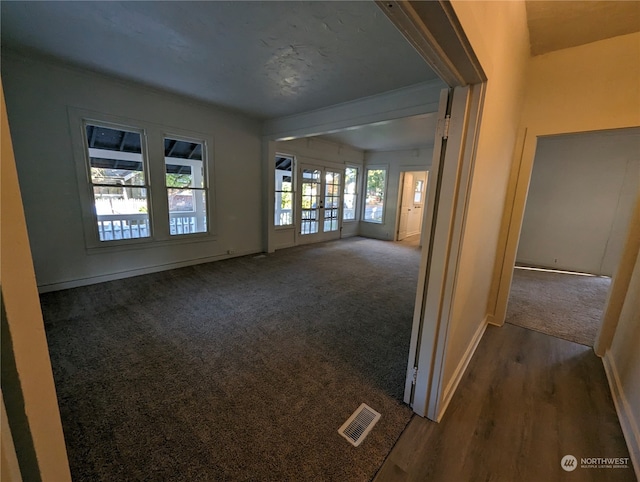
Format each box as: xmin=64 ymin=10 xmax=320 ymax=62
xmin=297 ymin=165 xmax=342 ymax=244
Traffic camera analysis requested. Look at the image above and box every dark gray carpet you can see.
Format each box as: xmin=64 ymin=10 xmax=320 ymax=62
xmin=40 ymin=237 xmax=420 ymax=482
xmin=506 ymin=267 xmax=611 ymax=347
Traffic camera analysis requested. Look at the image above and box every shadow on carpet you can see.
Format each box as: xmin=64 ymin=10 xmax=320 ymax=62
xmin=506 ymin=267 xmax=610 ymax=347
xmin=41 ymin=237 xmax=419 ymax=482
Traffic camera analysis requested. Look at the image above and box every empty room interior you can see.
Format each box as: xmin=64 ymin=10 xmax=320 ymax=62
xmin=1 ymin=1 xmax=639 ymax=482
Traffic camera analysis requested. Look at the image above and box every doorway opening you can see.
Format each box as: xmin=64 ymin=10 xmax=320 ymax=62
xmin=298 ymin=165 xmax=342 ymax=243
xmin=396 ymin=170 xmax=428 ymax=245
xmin=504 ymin=128 xmax=639 ymax=347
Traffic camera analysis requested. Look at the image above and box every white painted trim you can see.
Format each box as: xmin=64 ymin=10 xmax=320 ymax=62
xmin=602 ymin=351 xmax=640 ymax=479
xmin=37 ymin=248 xmax=261 ymax=293
xmin=436 ymin=316 xmax=488 ymax=422
xmin=263 ymin=80 xmax=444 ymax=141
xmin=405 ymin=88 xmax=449 ymax=408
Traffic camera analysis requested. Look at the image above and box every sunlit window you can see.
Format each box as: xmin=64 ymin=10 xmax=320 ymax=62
xmin=164 ymin=137 xmax=208 ymax=235
xmin=363 ymin=168 xmax=386 ymax=223
xmin=343 ymin=167 xmax=358 ymax=221
xmin=85 ymin=124 xmax=150 ymax=241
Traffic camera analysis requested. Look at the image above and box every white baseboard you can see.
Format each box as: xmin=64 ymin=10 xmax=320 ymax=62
xmin=602 ymin=351 xmax=640 ymax=479
xmin=486 ymin=313 xmax=503 ymax=326
xmin=436 ymin=315 xmax=488 ymax=421
xmin=37 ymin=249 xmax=261 ymax=293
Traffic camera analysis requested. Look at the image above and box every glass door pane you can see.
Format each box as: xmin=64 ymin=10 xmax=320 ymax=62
xmin=301 ymin=168 xmax=321 ymax=235
xmin=324 ymin=170 xmax=341 ymax=232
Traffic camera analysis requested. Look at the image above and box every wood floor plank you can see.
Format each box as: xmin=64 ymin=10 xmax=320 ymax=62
xmin=374 ymin=324 xmax=636 ymax=482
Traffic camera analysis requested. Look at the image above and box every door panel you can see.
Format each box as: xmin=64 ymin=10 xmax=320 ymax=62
xmin=398 ymin=172 xmax=414 ymax=240
xmin=407 ymin=172 xmax=427 ymax=235
xmin=297 ymin=165 xmax=341 ymax=244
xmin=398 ymin=171 xmax=428 ymax=241
xmin=300 ymin=168 xmax=321 ymax=235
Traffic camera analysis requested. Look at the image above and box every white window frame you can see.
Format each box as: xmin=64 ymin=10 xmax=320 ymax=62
xmin=274 ymin=153 xmax=295 ymax=229
xmin=163 ymin=133 xmax=210 ymax=237
xmin=362 ymin=165 xmax=389 ymax=224
xmin=69 ymin=108 xmax=215 ymax=251
xmin=343 ymin=165 xmax=360 ymax=222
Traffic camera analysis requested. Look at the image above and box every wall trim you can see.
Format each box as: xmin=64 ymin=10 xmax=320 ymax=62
xmin=486 ymin=313 xmax=500 ymax=326
xmin=602 ymin=351 xmax=640 ymax=479
xmin=37 ymin=248 xmax=261 ymax=293
xmin=436 ymin=315 xmax=488 ymax=422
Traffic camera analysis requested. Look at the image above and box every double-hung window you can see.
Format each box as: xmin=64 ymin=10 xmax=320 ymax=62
xmin=363 ymin=168 xmax=387 ymax=224
xmin=164 ymin=137 xmax=208 ymax=235
xmin=274 ymin=155 xmax=294 ymax=227
xmin=85 ymin=123 xmax=151 ymax=241
xmin=343 ymin=167 xmax=358 ymax=221
xmin=75 ymin=111 xmax=212 ymax=247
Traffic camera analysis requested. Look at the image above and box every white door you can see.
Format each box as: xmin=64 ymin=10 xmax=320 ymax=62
xmin=297 ymin=165 xmax=342 ymax=244
xmin=398 ymin=172 xmax=414 ymax=241
xmin=398 ymin=171 xmax=428 ymax=241
xmin=405 ymin=85 xmax=484 ymax=421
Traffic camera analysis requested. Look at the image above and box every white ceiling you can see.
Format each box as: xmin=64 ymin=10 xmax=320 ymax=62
xmin=318 ymin=113 xmax=439 ymax=151
xmin=0 ymin=1 xmax=439 ymax=120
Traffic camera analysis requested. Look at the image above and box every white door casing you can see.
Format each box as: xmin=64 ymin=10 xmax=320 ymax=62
xmin=296 ymin=164 xmax=342 ymax=244
xmin=406 ymin=83 xmax=486 ymax=421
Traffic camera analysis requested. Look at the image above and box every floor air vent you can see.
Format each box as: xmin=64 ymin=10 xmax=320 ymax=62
xmin=338 ymin=403 xmax=381 ymax=447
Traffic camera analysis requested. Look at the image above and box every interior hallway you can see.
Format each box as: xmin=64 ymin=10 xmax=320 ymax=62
xmin=375 ymin=323 xmax=635 ymax=482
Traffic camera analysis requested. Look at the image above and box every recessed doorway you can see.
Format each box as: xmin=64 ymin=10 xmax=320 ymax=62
xmin=396 ymin=171 xmax=428 ymax=242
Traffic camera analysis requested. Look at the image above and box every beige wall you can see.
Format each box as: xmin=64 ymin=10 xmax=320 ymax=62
xmin=603 ymin=194 xmax=640 ymax=476
xmin=486 ymin=29 xmax=640 ymax=468
xmin=492 ymin=31 xmax=640 ymax=325
xmin=523 ymin=32 xmax=640 ymax=136
xmin=1 ymin=83 xmax=72 ymax=481
xmin=443 ymin=0 xmax=530 ymax=394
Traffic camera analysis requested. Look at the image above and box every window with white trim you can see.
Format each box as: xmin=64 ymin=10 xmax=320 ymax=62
xmin=274 ymin=155 xmax=294 ymax=227
xmin=164 ymin=137 xmax=208 ymax=235
xmin=363 ymin=168 xmax=387 ymax=223
xmin=84 ymin=124 xmax=151 ymax=241
xmin=343 ymin=167 xmax=358 ymax=221
xmin=75 ymin=112 xmax=213 ymax=246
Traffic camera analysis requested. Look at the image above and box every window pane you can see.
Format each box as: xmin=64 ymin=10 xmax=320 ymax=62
xmin=168 ymin=189 xmax=207 ymax=235
xmin=300 ymin=170 xmax=320 ymax=235
xmin=414 ymin=179 xmax=424 ymax=203
xmin=275 ymin=156 xmax=293 ymax=226
xmin=93 ymin=186 xmax=150 ymax=241
xmin=165 ymin=137 xmax=207 ymax=236
xmin=165 ymin=138 xmax=204 ymax=188
xmin=364 ymin=169 xmax=386 ymax=223
xmin=86 ymin=125 xmax=145 ymax=185
xmin=324 ymin=170 xmax=340 ymax=232
xmin=343 ymin=167 xmax=358 ymax=220
xmin=302 ymin=168 xmax=320 ymax=180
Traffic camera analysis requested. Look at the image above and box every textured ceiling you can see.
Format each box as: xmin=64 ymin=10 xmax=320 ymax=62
xmin=318 ymin=113 xmax=439 ymax=152
xmin=526 ymin=1 xmax=640 ymax=56
xmin=0 ymin=1 xmax=439 ymax=119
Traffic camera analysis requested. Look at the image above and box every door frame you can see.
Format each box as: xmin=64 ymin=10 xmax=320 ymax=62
xmin=263 ymin=0 xmax=488 ymax=421
xmin=396 ymin=170 xmax=428 ymax=242
xmin=296 ymin=162 xmax=343 ymax=245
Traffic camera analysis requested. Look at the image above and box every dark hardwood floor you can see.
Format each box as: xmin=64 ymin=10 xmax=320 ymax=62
xmin=374 ymin=324 xmax=636 ymax=482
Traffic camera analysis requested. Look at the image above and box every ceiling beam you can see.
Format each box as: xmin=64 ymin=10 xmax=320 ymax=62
xmin=263 ymin=79 xmax=444 ymax=141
